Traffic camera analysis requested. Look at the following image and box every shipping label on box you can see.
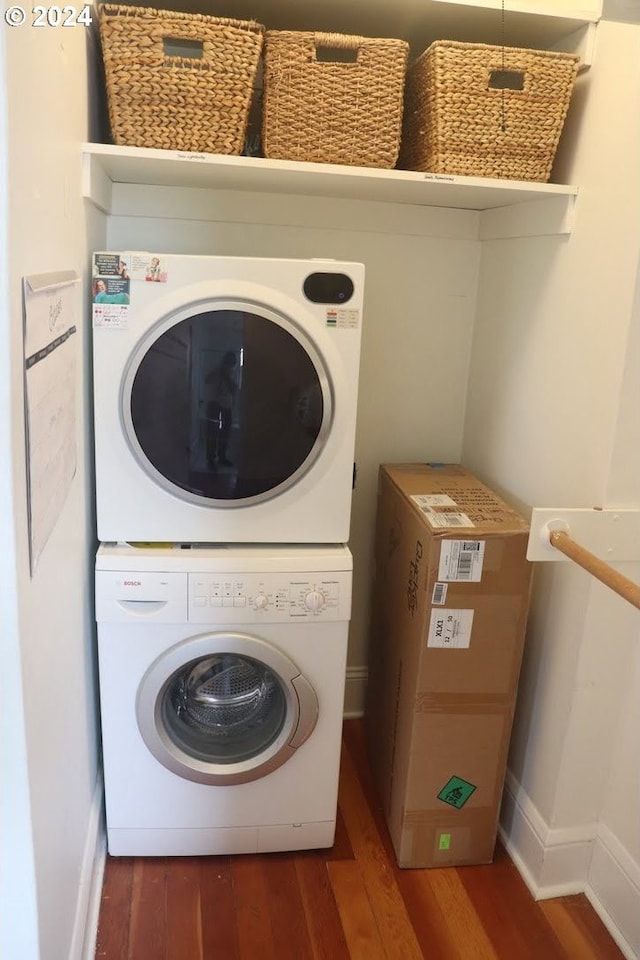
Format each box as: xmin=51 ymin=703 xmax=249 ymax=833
xmin=426 ymin=608 xmax=474 ymax=648
xmin=438 ymin=540 xmax=486 ymax=581
xmin=411 ymin=493 xmax=474 ymax=529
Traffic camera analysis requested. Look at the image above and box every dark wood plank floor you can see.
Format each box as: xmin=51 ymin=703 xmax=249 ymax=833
xmin=95 ymin=720 xmax=624 ymax=960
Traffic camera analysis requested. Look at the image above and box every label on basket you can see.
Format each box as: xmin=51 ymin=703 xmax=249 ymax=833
xmin=325 ymin=308 xmax=359 ymax=329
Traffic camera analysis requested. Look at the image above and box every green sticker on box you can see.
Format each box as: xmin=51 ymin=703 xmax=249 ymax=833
xmin=437 ymin=776 xmax=476 ymax=809
xmin=438 ymin=833 xmax=452 ymax=850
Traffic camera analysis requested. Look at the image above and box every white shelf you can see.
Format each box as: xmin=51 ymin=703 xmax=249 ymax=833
xmin=83 ymin=1 xmax=592 ymax=232
xmin=82 ymin=143 xmax=578 ymax=218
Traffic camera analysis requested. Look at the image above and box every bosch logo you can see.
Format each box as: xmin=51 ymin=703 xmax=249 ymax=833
xmin=123 ymin=580 xmax=142 ymax=587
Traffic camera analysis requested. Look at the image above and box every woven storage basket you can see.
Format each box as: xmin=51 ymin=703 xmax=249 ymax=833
xmin=262 ymin=31 xmax=409 ymax=168
xmin=98 ymin=4 xmax=264 ymax=154
xmin=400 ymin=41 xmax=579 ymax=182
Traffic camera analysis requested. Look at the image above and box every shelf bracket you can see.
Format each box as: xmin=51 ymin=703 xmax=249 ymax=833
xmin=479 ymin=193 xmax=576 ymax=240
xmin=550 ymin=21 xmax=598 ymax=70
xmin=82 ymin=153 xmax=113 ymax=214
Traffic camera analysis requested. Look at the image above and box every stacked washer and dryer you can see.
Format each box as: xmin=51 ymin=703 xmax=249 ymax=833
xmin=92 ymin=254 xmax=364 ymax=856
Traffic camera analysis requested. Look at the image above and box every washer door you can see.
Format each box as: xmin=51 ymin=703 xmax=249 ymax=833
xmin=122 ymin=299 xmax=333 ymax=507
xmin=136 ymin=633 xmax=319 ymax=785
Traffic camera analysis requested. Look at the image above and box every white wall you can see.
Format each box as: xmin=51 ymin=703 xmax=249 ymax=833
xmin=462 ymin=19 xmax=640 ymax=956
xmin=107 ymin=192 xmax=481 ymax=687
xmin=592 ymin=248 xmax=640 ymax=951
xmin=0 ymin=28 xmax=40 ymax=960
xmin=1 ymin=21 xmax=105 ymax=960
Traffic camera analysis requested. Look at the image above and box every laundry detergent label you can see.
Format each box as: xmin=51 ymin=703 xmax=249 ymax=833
xmin=325 ymin=308 xmax=359 ymax=328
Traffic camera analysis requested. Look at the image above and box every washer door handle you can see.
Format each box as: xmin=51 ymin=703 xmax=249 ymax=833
xmin=289 ymin=674 xmax=319 ymax=748
xmin=116 ymin=599 xmax=168 ymax=615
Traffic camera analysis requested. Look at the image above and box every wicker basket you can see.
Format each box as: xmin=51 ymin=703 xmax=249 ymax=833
xmin=262 ymin=31 xmax=409 ymax=168
xmin=98 ymin=4 xmax=264 ymax=154
xmin=400 ymin=41 xmax=579 ymax=182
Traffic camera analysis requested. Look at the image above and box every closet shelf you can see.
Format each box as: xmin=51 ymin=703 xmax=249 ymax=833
xmin=81 ymin=143 xmax=578 ymax=218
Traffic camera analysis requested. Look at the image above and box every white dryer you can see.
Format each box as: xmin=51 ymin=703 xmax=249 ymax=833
xmin=92 ymin=253 xmax=364 ymax=544
xmin=95 ymin=542 xmax=352 ymax=856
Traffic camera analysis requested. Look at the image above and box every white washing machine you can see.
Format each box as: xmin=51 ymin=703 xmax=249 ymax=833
xmin=95 ymin=542 xmax=352 ymax=857
xmin=92 ymin=253 xmax=364 ymax=544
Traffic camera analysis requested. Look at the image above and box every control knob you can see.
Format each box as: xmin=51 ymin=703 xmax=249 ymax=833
xmin=254 ymin=593 xmax=269 ymax=610
xmin=304 ymin=590 xmax=325 ymax=613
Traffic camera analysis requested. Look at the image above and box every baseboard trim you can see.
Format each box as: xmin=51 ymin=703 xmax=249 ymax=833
xmin=500 ymin=769 xmax=640 ymax=957
xmin=499 ymin=769 xmax=594 ymax=898
xmin=343 ymin=666 xmax=367 ymax=718
xmin=81 ymin=824 xmax=106 ymax=960
xmin=68 ymin=774 xmax=106 ymax=960
xmin=585 ymin=826 xmax=640 ymax=960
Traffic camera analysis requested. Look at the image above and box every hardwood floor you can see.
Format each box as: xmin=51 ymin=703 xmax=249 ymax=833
xmin=95 ymin=720 xmax=624 ymax=960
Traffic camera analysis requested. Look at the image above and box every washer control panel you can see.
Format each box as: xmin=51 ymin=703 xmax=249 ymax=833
xmin=187 ymin=571 xmax=351 ymax=623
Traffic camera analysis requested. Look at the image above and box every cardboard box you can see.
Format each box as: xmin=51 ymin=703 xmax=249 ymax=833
xmin=365 ymin=463 xmax=533 ymax=868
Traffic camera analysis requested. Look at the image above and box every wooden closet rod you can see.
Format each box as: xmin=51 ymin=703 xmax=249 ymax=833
xmin=549 ymin=530 xmax=640 ymax=611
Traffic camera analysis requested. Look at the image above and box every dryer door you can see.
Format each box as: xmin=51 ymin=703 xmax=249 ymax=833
xmin=136 ymin=633 xmax=319 ymax=785
xmin=122 ymin=300 xmax=332 ymax=507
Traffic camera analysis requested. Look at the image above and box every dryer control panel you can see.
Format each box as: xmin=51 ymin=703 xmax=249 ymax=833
xmin=188 ymin=571 xmax=352 ymax=623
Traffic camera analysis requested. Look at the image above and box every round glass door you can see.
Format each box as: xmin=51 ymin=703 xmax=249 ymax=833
xmin=122 ymin=300 xmax=332 ymax=506
xmin=162 ymin=653 xmax=287 ymax=764
xmin=136 ymin=633 xmax=319 ymax=785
